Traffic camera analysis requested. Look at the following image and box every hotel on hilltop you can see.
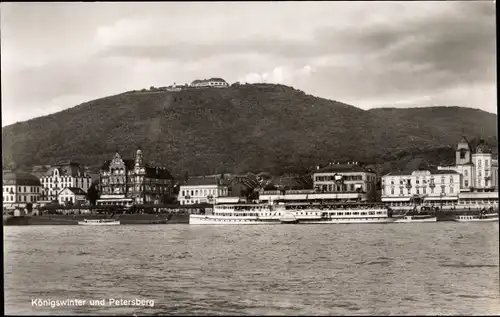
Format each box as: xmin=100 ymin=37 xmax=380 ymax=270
xmin=381 ymin=137 xmax=498 ymax=209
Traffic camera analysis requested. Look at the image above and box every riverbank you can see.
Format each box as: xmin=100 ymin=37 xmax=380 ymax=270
xmin=3 ymin=213 xmax=190 ymax=226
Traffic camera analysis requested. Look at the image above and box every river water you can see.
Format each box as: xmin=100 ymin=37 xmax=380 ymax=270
xmin=4 ymin=223 xmax=500 ymax=315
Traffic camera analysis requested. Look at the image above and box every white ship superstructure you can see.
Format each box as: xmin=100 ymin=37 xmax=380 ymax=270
xmin=189 ymin=202 xmax=396 ymax=225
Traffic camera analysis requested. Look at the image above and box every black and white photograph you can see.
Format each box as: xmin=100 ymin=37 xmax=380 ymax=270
xmin=2 ymin=1 xmax=498 ymax=315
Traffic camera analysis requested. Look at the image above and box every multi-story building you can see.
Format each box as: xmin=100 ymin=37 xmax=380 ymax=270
xmin=3 ymin=171 xmax=42 ymax=209
xmin=313 ymin=162 xmax=377 ymax=201
xmin=437 ymin=137 xmax=497 ymax=191
xmin=179 ymin=177 xmax=229 ymax=205
xmin=259 ymin=162 xmax=377 ymax=203
xmin=97 ymin=149 xmax=174 ymax=207
xmin=190 ymin=78 xmax=229 ymax=88
xmin=39 ymin=161 xmax=92 ymax=202
xmin=381 ymin=169 xmax=461 ymax=209
xmin=436 ymin=137 xmax=498 ymax=208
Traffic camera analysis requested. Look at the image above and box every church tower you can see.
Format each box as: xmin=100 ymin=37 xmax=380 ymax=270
xmin=455 ymin=136 xmax=471 ymax=166
xmin=135 ymin=148 xmax=144 ymax=168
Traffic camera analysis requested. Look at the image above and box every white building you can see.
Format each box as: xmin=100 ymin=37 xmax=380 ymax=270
xmin=190 ymin=78 xmax=229 ymax=88
xmin=179 ymin=177 xmax=229 ymax=205
xmin=436 ymin=137 xmax=498 ymax=208
xmin=312 ymin=162 xmax=377 ymax=201
xmin=381 ymin=170 xmax=461 ymax=209
xmin=40 ymin=161 xmax=92 ymax=201
xmin=58 ymin=187 xmax=88 ymax=206
xmin=3 ymin=171 xmax=42 ymax=209
xmin=437 ymin=137 xmax=497 ymax=191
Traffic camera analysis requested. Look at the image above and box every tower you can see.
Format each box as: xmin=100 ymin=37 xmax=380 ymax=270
xmin=472 ymin=138 xmax=492 ymax=189
xmin=455 ymin=136 xmax=471 ymax=166
xmin=135 ymin=148 xmax=144 ymax=168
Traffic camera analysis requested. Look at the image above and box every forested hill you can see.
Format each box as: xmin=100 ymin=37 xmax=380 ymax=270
xmin=2 ymin=83 xmax=497 ymax=177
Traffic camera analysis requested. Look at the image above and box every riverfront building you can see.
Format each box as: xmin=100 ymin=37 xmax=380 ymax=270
xmin=382 ymin=137 xmax=498 ymax=209
xmin=97 ymin=149 xmax=174 ymax=207
xmin=39 ymin=161 xmax=92 ymax=202
xmin=381 ymin=170 xmax=461 ymax=208
xmin=179 ymin=177 xmax=229 ymax=205
xmin=437 ymin=137 xmax=498 ymax=191
xmin=259 ymin=162 xmax=377 ymax=203
xmin=3 ymin=171 xmax=42 ymax=209
xmin=58 ymin=187 xmax=87 ymax=206
xmin=436 ymin=137 xmax=498 ymax=208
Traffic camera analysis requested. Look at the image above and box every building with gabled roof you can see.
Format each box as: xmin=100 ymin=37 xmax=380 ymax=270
xmin=98 ymin=149 xmax=175 ymax=207
xmin=39 ymin=161 xmax=92 ymax=202
xmin=58 ymin=187 xmax=87 ymax=206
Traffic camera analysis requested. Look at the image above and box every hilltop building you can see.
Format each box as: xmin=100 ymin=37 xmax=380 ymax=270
xmin=3 ymin=171 xmax=42 ymax=209
xmin=190 ymin=78 xmax=229 ymax=88
xmin=97 ymin=149 xmax=174 ymax=207
xmin=179 ymin=177 xmax=229 ymax=205
xmin=39 ymin=161 xmax=92 ymax=202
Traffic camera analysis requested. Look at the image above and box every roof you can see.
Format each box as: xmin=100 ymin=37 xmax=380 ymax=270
xmin=315 ymin=163 xmax=373 ymax=174
xmin=430 ymin=169 xmax=460 ymax=175
xmin=266 ymin=175 xmax=313 ymax=190
xmin=183 ymin=177 xmax=223 ymax=186
xmin=45 ymin=164 xmax=85 ymax=177
xmin=61 ymin=187 xmax=87 ymax=195
xmin=191 ymin=78 xmax=227 ymax=84
xmin=3 ymin=172 xmax=41 ymax=186
xmin=208 ymin=77 xmax=227 ymax=82
xmin=456 ymin=136 xmax=472 ymax=150
xmin=474 ymin=138 xmax=492 ymax=154
xmin=100 ymin=159 xmax=135 ymax=171
xmin=384 ymin=169 xmax=460 ymax=177
xmin=144 ymin=166 xmax=174 ymax=179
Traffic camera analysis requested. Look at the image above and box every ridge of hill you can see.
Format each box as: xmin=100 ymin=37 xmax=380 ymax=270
xmin=2 ymin=83 xmax=497 ymax=177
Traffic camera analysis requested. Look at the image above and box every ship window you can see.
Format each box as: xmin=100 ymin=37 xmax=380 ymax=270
xmin=353 ymin=212 xmax=359 ymax=215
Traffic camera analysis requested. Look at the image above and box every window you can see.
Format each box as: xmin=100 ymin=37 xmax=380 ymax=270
xmin=407 ymin=189 xmax=411 ymax=195
xmin=423 ymin=187 xmax=426 ymax=194
xmin=464 ymin=170 xmax=468 ymax=176
xmin=391 ymin=188 xmax=394 ymax=195
xmin=460 ymin=151 xmax=465 ymax=159
xmin=431 ymin=187 xmax=434 ymax=194
xmin=485 ymin=159 xmax=489 ymax=167
xmin=441 ymin=186 xmax=445 ymax=194
xmin=399 ymin=187 xmax=403 ymax=195
xmin=465 ymin=180 xmax=469 ymax=187
xmin=450 ymin=186 xmax=454 ymax=193
xmin=416 ymin=188 xmax=420 ymax=194
xmin=450 ymin=177 xmax=453 ymax=183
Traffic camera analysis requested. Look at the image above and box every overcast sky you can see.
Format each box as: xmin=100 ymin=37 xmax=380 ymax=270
xmin=1 ymin=1 xmax=496 ymax=126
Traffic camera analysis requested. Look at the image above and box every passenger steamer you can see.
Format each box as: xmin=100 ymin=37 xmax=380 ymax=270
xmin=394 ymin=206 xmax=437 ymax=223
xmin=453 ymin=208 xmax=499 ymax=222
xmin=189 ymin=202 xmax=396 ymax=225
xmin=77 ymin=219 xmax=120 ymax=226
